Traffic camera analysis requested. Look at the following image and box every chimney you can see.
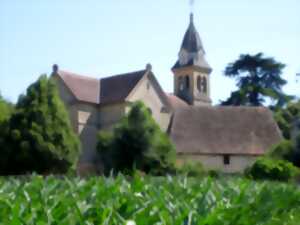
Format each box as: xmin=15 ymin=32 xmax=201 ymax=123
xmin=52 ymin=64 xmax=59 ymax=74
xmin=146 ymin=63 xmax=152 ymax=71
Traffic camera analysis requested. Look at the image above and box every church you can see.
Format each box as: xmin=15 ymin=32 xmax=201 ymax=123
xmin=51 ymin=14 xmax=282 ymax=173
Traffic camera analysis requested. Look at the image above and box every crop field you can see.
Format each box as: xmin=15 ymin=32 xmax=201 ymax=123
xmin=0 ymin=175 xmax=299 ymax=225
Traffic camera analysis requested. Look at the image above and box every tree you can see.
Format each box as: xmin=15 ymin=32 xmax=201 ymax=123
xmin=268 ymin=100 xmax=300 ymax=167
xmin=97 ymin=101 xmax=176 ymax=175
xmin=0 ymin=75 xmax=80 ymax=174
xmin=0 ymin=94 xmax=13 ymax=123
xmin=274 ymin=99 xmax=300 ymax=139
xmin=221 ymin=53 xmax=292 ymax=107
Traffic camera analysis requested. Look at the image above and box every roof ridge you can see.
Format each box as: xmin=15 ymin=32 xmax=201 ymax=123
xmin=58 ymin=70 xmax=99 ymax=81
xmin=100 ymin=69 xmax=146 ymax=81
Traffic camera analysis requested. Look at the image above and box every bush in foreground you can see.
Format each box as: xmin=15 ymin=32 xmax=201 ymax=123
xmin=97 ymin=101 xmax=176 ymax=175
xmin=246 ymin=157 xmax=299 ymax=181
xmin=0 ymin=75 xmax=80 ymax=174
xmin=0 ymin=175 xmax=299 ymax=224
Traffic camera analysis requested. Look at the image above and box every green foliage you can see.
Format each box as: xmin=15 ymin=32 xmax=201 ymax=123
xmin=97 ymin=101 xmax=176 ymax=175
xmin=0 ymin=75 xmax=80 ymax=174
xmin=221 ymin=53 xmax=292 ymax=107
xmin=268 ymin=140 xmax=295 ymax=161
xmin=0 ymin=175 xmax=300 ymax=224
xmin=176 ymin=161 xmax=206 ymax=177
xmin=246 ymin=157 xmax=299 ymax=181
xmin=274 ymin=99 xmax=300 ymax=139
xmin=0 ymin=94 xmax=13 ymax=123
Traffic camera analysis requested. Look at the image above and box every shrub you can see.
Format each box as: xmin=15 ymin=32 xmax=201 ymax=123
xmin=268 ymin=140 xmax=294 ymax=161
xmin=176 ymin=161 xmax=205 ymax=177
xmin=97 ymin=101 xmax=176 ymax=175
xmin=0 ymin=75 xmax=80 ymax=175
xmin=208 ymin=169 xmax=220 ymax=178
xmin=267 ymin=134 xmax=300 ymax=167
xmin=246 ymin=157 xmax=299 ymax=181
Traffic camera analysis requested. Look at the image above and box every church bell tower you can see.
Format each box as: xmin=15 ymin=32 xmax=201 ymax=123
xmin=172 ymin=13 xmax=212 ymax=106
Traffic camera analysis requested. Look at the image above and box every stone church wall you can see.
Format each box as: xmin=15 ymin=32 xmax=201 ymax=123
xmin=127 ymin=76 xmax=171 ymax=131
xmin=177 ymin=154 xmax=257 ymax=173
xmin=99 ymin=103 xmax=127 ymax=130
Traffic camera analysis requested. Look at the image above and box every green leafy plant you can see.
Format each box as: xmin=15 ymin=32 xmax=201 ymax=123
xmin=176 ymin=161 xmax=206 ymax=177
xmin=246 ymin=157 xmax=299 ymax=181
xmin=0 ymin=94 xmax=13 ymax=123
xmin=0 ymin=75 xmax=80 ymax=175
xmin=0 ymin=175 xmax=300 ymax=224
xmin=97 ymin=101 xmax=176 ymax=175
xmin=274 ymin=99 xmax=300 ymax=139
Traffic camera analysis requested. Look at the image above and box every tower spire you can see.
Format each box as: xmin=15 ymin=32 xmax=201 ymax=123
xmin=171 ymin=13 xmax=212 ymax=106
xmin=190 ymin=13 xmax=194 ymax=24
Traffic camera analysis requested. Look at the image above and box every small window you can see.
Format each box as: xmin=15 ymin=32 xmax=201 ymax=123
xmin=185 ymin=76 xmax=190 ymax=89
xmin=147 ymin=82 xmax=150 ymax=90
xmin=223 ymin=155 xmax=230 ymax=165
xmin=197 ymin=76 xmax=202 ymax=92
xmin=179 ymin=77 xmax=184 ymax=91
xmin=202 ymin=77 xmax=207 ymax=93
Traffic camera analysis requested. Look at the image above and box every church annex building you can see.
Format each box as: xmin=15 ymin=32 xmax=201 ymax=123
xmin=51 ymin=14 xmax=282 ymax=173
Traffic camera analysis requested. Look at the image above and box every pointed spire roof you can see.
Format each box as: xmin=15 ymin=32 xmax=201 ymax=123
xmin=180 ymin=13 xmax=204 ymax=53
xmin=172 ymin=13 xmax=212 ymax=73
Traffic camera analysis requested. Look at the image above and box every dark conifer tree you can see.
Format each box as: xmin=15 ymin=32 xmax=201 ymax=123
xmin=221 ymin=53 xmax=292 ymax=107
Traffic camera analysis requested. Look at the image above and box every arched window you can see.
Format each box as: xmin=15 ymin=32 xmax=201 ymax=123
xmin=197 ymin=76 xmax=202 ymax=92
xmin=202 ymin=77 xmax=207 ymax=93
xmin=179 ymin=77 xmax=184 ymax=91
xmin=185 ymin=76 xmax=190 ymax=89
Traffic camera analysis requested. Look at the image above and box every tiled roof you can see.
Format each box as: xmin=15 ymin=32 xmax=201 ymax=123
xmin=172 ymin=13 xmax=212 ymax=72
xmin=169 ymin=106 xmax=282 ymax=155
xmin=180 ymin=13 xmax=204 ymax=53
xmin=166 ymin=94 xmax=188 ymax=109
xmin=100 ymin=70 xmax=146 ymax=104
xmin=56 ymin=70 xmax=100 ymax=104
xmin=55 ymin=69 xmax=147 ymax=104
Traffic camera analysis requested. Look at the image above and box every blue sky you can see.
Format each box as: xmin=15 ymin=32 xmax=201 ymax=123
xmin=0 ymin=0 xmax=299 ymax=104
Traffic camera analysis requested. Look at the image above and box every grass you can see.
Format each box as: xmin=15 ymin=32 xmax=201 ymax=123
xmin=0 ymin=175 xmax=299 ymax=225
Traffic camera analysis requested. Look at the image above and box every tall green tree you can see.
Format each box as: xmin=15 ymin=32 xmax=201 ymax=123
xmin=221 ymin=53 xmax=292 ymax=107
xmin=0 ymin=94 xmax=13 ymax=123
xmin=97 ymin=101 xmax=176 ymax=175
xmin=274 ymin=100 xmax=300 ymax=139
xmin=0 ymin=75 xmax=80 ymax=174
xmin=268 ymin=99 xmax=300 ymax=167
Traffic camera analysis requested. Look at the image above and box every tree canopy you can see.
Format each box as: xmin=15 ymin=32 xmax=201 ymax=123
xmin=97 ymin=101 xmax=176 ymax=175
xmin=0 ymin=95 xmax=13 ymax=123
xmin=274 ymin=99 xmax=300 ymax=140
xmin=0 ymin=75 xmax=80 ymax=174
xmin=221 ymin=53 xmax=292 ymax=107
